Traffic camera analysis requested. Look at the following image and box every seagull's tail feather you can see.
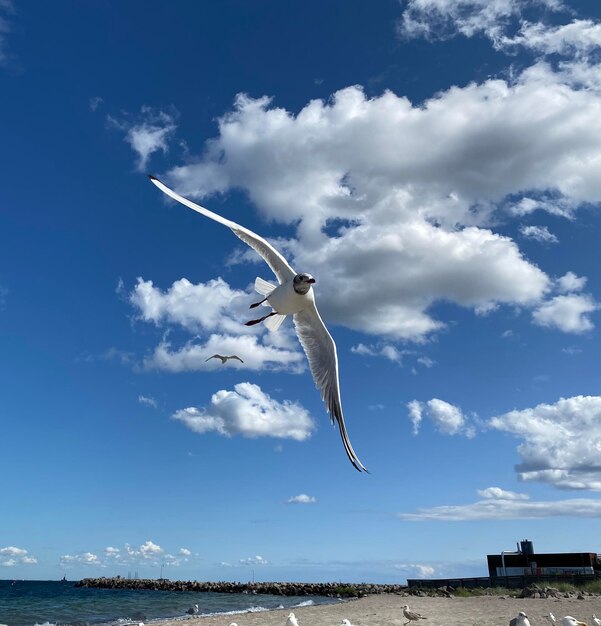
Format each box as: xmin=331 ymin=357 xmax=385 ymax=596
xmin=264 ymin=313 xmax=287 ymax=332
xmin=254 ymin=277 xmax=277 ymax=296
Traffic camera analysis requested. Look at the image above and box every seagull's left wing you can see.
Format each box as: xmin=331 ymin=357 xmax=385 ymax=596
xmin=148 ymin=176 xmax=296 ymax=284
xmin=293 ymin=304 xmax=367 ymax=472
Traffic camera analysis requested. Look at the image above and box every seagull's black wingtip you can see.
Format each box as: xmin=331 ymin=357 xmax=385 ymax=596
xmin=147 ymin=174 xmax=158 ymax=181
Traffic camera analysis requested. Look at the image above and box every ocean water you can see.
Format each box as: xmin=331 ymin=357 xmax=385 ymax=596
xmin=0 ymin=580 xmax=336 ymax=626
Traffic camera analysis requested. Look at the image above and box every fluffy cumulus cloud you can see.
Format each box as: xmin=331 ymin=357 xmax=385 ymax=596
xmin=489 ymin=395 xmax=601 ymax=490
xmin=0 ymin=546 xmax=37 ymax=567
xmin=60 ymin=552 xmax=100 ymax=566
xmin=394 ymin=563 xmax=436 ymax=578
xmin=556 ymin=271 xmax=587 ymax=293
xmin=351 ymin=343 xmax=403 ymax=363
xmin=519 ymin=224 xmax=558 ymax=243
xmin=532 ymin=293 xmax=599 ymax=333
xmin=172 ymin=382 xmax=315 ymax=441
xmin=398 ymin=487 xmax=601 ymax=521
xmin=108 ymin=106 xmax=177 ymax=171
xmin=408 ymin=399 xmax=475 ymax=437
xmin=159 ymin=47 xmax=601 ymax=340
xmin=129 ymin=277 xmax=304 ymax=372
xmin=286 ymin=493 xmax=317 ymax=504
xmin=477 ymin=486 xmax=529 ymax=500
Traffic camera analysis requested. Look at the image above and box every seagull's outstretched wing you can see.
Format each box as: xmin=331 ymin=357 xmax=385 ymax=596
xmin=294 ymin=304 xmax=367 ymax=472
xmin=205 ymin=354 xmax=221 ymax=362
xmin=230 ymin=355 xmax=244 ymax=363
xmin=148 ymin=176 xmax=296 ymax=284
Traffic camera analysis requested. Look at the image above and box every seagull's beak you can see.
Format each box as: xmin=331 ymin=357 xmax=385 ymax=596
xmin=307 ymin=278 xmax=316 ymax=284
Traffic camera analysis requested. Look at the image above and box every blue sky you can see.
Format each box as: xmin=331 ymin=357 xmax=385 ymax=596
xmin=0 ymin=0 xmax=599 ymax=583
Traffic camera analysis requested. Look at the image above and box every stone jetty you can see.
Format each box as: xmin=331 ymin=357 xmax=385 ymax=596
xmin=76 ymin=577 xmax=407 ymax=598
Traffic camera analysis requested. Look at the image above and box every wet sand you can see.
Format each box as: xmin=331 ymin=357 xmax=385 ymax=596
xmin=167 ymin=593 xmax=601 ymax=626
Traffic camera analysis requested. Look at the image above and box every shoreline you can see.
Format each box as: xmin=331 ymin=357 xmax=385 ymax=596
xmin=157 ymin=593 xmax=601 ymax=626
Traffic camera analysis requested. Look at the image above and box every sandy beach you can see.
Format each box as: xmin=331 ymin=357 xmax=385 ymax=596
xmin=168 ymin=593 xmax=601 ymax=626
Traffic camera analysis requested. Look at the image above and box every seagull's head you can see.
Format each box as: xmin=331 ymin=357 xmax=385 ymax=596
xmin=519 ymin=613 xmax=528 ymax=618
xmin=341 ymin=620 xmax=352 ymax=626
xmin=293 ymin=273 xmax=316 ymax=295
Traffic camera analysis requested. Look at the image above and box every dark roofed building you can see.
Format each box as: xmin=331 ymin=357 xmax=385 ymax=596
xmin=487 ymin=540 xmax=601 ymax=578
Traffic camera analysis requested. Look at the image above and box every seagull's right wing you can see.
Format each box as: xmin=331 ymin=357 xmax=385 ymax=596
xmin=293 ymin=303 xmax=367 ymax=472
xmin=148 ymin=176 xmax=296 ymax=284
xmin=205 ymin=355 xmax=220 ymax=362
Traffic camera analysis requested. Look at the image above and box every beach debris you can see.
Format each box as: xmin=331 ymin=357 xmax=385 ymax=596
xmin=510 ymin=612 xmax=531 ymax=626
xmin=286 ymin=612 xmax=300 ymax=626
xmin=402 ymin=604 xmax=427 ymax=624
xmin=592 ymin=615 xmax=601 ymax=626
xmin=205 ymin=354 xmax=244 ymax=364
xmin=561 ymin=618 xmax=587 ymax=626
xmin=149 ymin=175 xmax=367 ymax=472
xmin=186 ymin=603 xmax=199 ymax=615
xmin=543 ymin=613 xmax=556 ymax=624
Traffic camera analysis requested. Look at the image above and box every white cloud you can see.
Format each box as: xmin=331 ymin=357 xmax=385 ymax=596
xmin=178 ymin=548 xmax=191 ymax=557
xmin=489 ymin=395 xmax=601 ymax=490
xmin=0 ymin=0 xmax=16 ymax=67
xmin=519 ymin=224 xmax=558 ymax=243
xmin=89 ymin=96 xmax=104 ymax=112
xmin=500 ymin=19 xmax=601 ymax=57
xmin=407 ymin=400 xmax=424 ymax=436
xmin=396 ymin=0 xmax=564 ymax=45
xmin=104 ymin=546 xmax=120 ymax=555
xmin=172 ymin=382 xmax=315 ymax=441
xmin=161 ymin=59 xmax=601 ymax=339
xmin=138 ymin=394 xmax=157 ymax=408
xmin=409 ymin=399 xmax=475 ymax=437
xmin=351 ymin=343 xmax=403 ymax=362
xmin=0 ymin=546 xmax=37 ymax=567
xmin=239 ymin=555 xmax=268 ymax=566
xmin=477 ymin=486 xmax=530 ymax=500
xmin=532 ymin=293 xmax=599 ymax=333
xmin=60 ymin=552 xmax=100 ymax=566
xmin=108 ymin=106 xmax=177 ymax=172
xmin=398 ymin=490 xmax=601 ymax=521
xmin=508 ymin=195 xmax=576 ymax=219
xmin=556 ymin=271 xmax=587 ymax=293
xmin=394 ymin=563 xmax=436 ymax=578
xmin=129 ymin=278 xmax=303 ymax=372
xmin=286 ymin=494 xmax=317 ymax=504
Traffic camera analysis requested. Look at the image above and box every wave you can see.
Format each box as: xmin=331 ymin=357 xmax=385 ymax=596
xmin=292 ymin=600 xmax=315 ymax=607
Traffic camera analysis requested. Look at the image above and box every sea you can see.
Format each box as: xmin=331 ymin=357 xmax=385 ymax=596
xmin=0 ymin=580 xmax=337 ymax=626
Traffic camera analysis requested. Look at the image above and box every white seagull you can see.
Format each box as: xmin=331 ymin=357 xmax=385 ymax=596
xmin=561 ymin=618 xmax=587 ymax=626
xmin=205 ymin=354 xmax=244 ymax=364
xmin=592 ymin=615 xmax=601 ymax=626
xmin=402 ymin=604 xmax=427 ymax=624
xmin=510 ymin=612 xmax=531 ymax=626
xmin=148 ymin=175 xmax=367 ymax=472
xmin=286 ymin=612 xmax=300 ymax=626
xmin=341 ymin=620 xmax=356 ymax=626
xmin=186 ymin=603 xmax=199 ymax=615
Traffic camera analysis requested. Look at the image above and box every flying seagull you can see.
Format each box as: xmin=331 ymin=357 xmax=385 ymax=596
xmin=205 ymin=354 xmax=244 ymax=364
xmin=148 ymin=175 xmax=367 ymax=472
xmin=402 ymin=605 xmax=427 ymax=624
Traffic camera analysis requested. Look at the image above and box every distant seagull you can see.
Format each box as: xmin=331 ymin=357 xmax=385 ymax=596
xmin=205 ymin=354 xmax=244 ymax=364
xmin=593 ymin=615 xmax=601 ymax=626
xmin=229 ymin=623 xmax=239 ymax=626
xmin=186 ymin=603 xmax=199 ymax=615
xmin=402 ymin=605 xmax=427 ymax=624
xmin=510 ymin=612 xmax=531 ymax=626
xmin=286 ymin=612 xmax=300 ymax=626
xmin=341 ymin=620 xmax=356 ymax=626
xmin=544 ymin=613 xmax=556 ymax=624
xmin=148 ymin=175 xmax=367 ymax=472
xmin=561 ymin=618 xmax=587 ymax=626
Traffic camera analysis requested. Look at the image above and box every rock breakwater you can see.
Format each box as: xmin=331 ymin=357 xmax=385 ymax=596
xmin=75 ymin=577 xmax=407 ymax=598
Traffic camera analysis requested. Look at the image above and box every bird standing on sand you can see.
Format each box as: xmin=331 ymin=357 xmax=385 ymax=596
xmin=592 ymin=615 xmax=601 ymax=626
xmin=186 ymin=603 xmax=199 ymax=615
xmin=148 ymin=176 xmax=367 ymax=472
xmin=402 ymin=604 xmax=427 ymax=624
xmin=286 ymin=612 xmax=300 ymax=626
xmin=510 ymin=612 xmax=531 ymax=626
xmin=205 ymin=354 xmax=244 ymax=364
xmin=561 ymin=617 xmax=587 ymax=626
